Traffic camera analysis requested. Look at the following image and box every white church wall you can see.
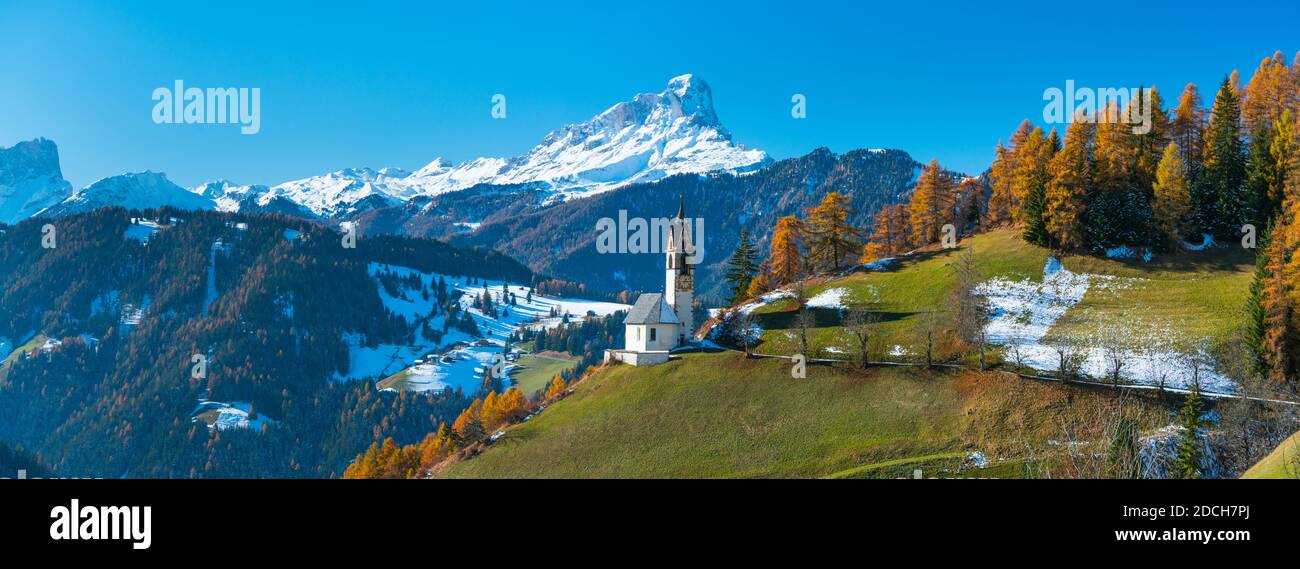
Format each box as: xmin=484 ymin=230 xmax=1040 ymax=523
xmin=626 ymin=323 xmax=676 ymax=352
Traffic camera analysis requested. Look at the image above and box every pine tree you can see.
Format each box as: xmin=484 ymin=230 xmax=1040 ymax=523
xmin=723 ymin=228 xmax=759 ymax=304
xmin=909 ymin=160 xmax=955 ymax=245
xmin=1044 ymin=118 xmax=1093 ymax=251
xmin=804 ymin=191 xmax=863 ymax=271
xmin=1171 ymin=389 xmax=1205 ymax=479
xmin=1245 ymin=222 xmax=1274 ymax=374
xmin=769 ymin=216 xmax=805 ymax=285
xmin=1152 ymin=142 xmax=1192 ymax=247
xmin=1022 ymin=175 xmax=1051 ymax=247
xmin=1197 ymin=77 xmax=1249 ymax=238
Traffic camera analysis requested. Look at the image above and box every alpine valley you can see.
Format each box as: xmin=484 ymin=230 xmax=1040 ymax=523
xmin=5 ymin=58 xmax=1300 ymax=481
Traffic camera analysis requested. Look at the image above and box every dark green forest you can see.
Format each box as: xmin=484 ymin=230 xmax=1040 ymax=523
xmin=0 ymin=207 xmax=530 ymax=477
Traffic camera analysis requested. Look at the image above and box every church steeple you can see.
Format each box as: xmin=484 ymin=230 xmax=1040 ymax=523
xmin=664 ymin=197 xmax=694 ymax=345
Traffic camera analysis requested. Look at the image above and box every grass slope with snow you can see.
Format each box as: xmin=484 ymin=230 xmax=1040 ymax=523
xmin=744 ymin=229 xmax=1253 ymax=391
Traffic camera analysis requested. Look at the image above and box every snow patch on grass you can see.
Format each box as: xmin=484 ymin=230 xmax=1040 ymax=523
xmin=192 ymin=400 xmax=277 ymax=432
xmin=738 ymin=290 xmax=792 ymax=315
xmin=402 ymin=344 xmax=514 ymax=393
xmin=123 ymin=219 xmax=161 ymax=243
xmin=977 ymin=257 xmax=1234 ymax=392
xmin=806 ymin=287 xmax=848 ymax=309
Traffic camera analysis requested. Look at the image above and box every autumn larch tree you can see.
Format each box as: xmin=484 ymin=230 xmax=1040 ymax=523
xmin=985 ymin=141 xmax=1014 ymax=226
xmin=804 ymin=191 xmax=863 ymax=271
xmin=909 ymin=159 xmax=956 ymax=245
xmin=861 ymin=203 xmax=909 ymax=263
xmin=1171 ymin=83 xmax=1208 ymax=183
xmin=1130 ymin=87 xmax=1171 ymax=193
xmin=1241 ymin=51 xmax=1300 ymax=140
xmin=1044 ymin=116 xmax=1094 ymax=252
xmin=769 ymin=215 xmax=806 ymax=285
xmin=1152 ymin=142 xmax=1192 ymax=248
xmin=1011 ymin=127 xmax=1053 ymax=247
xmin=1088 ymin=102 xmax=1152 ymax=249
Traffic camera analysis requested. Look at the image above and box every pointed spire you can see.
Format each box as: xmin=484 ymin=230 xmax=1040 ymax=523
xmin=676 ymin=194 xmax=685 ymax=219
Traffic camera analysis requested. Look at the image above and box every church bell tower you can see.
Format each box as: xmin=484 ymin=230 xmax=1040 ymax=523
xmin=664 ymin=195 xmax=695 ymax=345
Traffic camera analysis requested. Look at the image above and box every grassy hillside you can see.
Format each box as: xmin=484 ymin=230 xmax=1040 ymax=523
xmin=0 ymin=335 xmax=47 ymax=385
xmin=751 ymin=228 xmax=1254 ymax=363
xmin=442 ymin=352 xmax=1169 ymax=478
xmin=1242 ymin=431 xmax=1300 ymax=479
xmin=510 ymin=352 xmax=576 ymax=396
xmin=439 ymin=229 xmax=1268 ymax=479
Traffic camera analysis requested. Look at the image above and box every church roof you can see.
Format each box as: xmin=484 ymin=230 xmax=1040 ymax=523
xmin=625 ymin=293 xmax=680 ymax=325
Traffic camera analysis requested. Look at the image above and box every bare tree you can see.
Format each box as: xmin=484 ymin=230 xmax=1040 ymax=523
xmin=949 ymin=247 xmax=989 ymax=368
xmin=843 ymin=307 xmax=881 ymax=369
xmin=794 ymin=307 xmax=816 ymax=359
xmin=1132 ymin=334 xmax=1169 ymax=402
xmin=915 ymin=309 xmax=943 ymax=368
xmin=1005 ymin=331 xmax=1027 ymax=374
xmin=1101 ymin=337 xmax=1127 ymax=389
xmin=1053 ymin=342 xmax=1084 ymax=381
xmin=737 ymin=309 xmax=759 ymax=358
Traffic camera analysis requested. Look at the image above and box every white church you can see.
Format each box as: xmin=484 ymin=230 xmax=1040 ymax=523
xmin=605 ymin=200 xmax=697 ymax=366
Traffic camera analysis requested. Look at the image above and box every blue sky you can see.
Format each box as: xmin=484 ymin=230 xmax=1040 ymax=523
xmin=1 ymin=0 xmax=1297 ymax=188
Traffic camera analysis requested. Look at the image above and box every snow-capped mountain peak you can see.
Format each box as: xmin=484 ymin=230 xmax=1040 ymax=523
xmin=10 ymin=76 xmax=769 ymax=221
xmin=398 ymin=73 xmax=768 ymax=201
xmin=236 ymin=74 xmax=768 ymax=217
xmin=0 ymin=138 xmax=73 ymax=224
xmin=43 ymin=171 xmax=216 ymax=217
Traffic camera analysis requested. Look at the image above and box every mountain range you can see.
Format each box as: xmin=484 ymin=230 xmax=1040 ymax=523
xmin=0 ymin=74 xmax=937 ymax=296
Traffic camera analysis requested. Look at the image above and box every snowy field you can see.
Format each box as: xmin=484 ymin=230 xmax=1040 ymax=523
xmin=977 ymin=257 xmax=1235 ymax=392
xmin=122 ymin=219 xmax=162 ymax=243
xmin=805 ymin=287 xmax=848 ymax=310
xmin=191 ymin=400 xmax=277 ymax=432
xmin=400 ymin=344 xmax=514 ymax=393
xmin=333 ymin=263 xmax=628 ymax=393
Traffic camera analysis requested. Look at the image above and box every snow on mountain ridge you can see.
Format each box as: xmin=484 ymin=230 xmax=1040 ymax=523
xmin=0 ymin=138 xmax=74 ymax=224
xmin=10 ymin=75 xmax=767 ymax=220
xmin=226 ymin=74 xmax=768 ymax=217
xmin=42 ymin=171 xmax=215 ymax=217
